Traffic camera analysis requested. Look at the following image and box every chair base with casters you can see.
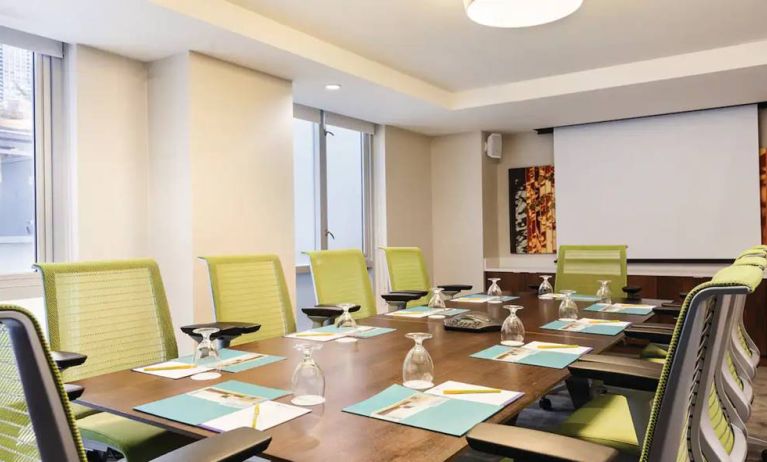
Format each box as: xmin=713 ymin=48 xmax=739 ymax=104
xmin=301 ymin=304 xmax=361 ymax=328
xmin=181 ymin=322 xmax=261 ymax=349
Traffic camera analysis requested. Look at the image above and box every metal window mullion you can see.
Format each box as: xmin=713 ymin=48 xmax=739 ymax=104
xmin=362 ymin=133 xmax=374 ymax=264
xmin=32 ymin=54 xmax=53 ymax=264
xmin=316 ymin=112 xmax=328 ymax=250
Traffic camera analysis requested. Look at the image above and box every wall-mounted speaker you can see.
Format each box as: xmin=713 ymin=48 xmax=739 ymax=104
xmin=485 ymin=133 xmax=502 ymax=160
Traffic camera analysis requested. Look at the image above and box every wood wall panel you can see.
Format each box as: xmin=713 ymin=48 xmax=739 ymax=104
xmin=485 ymin=271 xmax=767 ymax=357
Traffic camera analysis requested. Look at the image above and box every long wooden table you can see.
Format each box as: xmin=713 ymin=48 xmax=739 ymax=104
xmin=73 ymin=293 xmax=655 ymax=461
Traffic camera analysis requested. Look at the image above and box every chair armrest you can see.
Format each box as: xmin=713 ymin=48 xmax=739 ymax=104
xmin=624 ymin=325 xmax=673 ymax=344
xmin=301 ymin=304 xmax=360 ymax=319
xmin=389 ymin=290 xmax=429 ymax=297
xmin=51 ymin=351 xmax=87 ymax=371
xmin=151 ymin=427 xmax=271 ymax=462
xmin=568 ymin=359 xmax=661 ymax=392
xmin=621 ymin=286 xmax=642 ymax=300
xmin=381 ymin=293 xmax=422 ymax=303
xmin=466 ymin=423 xmax=618 ymax=462
xmin=653 ymin=304 xmax=681 ymax=316
xmin=64 ymin=383 xmax=84 ymax=401
xmin=180 ymin=322 xmax=261 ymax=346
xmin=576 ymin=353 xmax=665 ymax=370
xmin=438 ymin=284 xmax=473 ymax=292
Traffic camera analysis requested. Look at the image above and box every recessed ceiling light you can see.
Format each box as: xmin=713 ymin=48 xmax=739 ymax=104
xmin=325 ymin=84 xmax=342 ymax=91
xmin=464 ymin=0 xmax=583 ymax=28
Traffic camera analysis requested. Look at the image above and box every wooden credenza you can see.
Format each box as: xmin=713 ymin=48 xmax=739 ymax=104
xmin=484 ymin=270 xmax=767 ymax=361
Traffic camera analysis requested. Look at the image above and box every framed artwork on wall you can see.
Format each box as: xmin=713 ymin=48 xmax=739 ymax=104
xmin=508 ymin=165 xmax=556 ymax=254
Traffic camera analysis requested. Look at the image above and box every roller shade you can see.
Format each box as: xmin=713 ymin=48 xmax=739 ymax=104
xmin=293 ymin=104 xmax=375 ymax=135
xmin=0 ymin=26 xmax=63 ymax=58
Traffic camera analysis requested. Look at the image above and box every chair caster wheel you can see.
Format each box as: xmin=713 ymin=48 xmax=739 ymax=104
xmin=539 ymin=397 xmax=553 ymax=411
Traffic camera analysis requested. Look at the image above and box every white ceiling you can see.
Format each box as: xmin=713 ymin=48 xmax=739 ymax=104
xmin=229 ymin=0 xmax=767 ymax=91
xmin=2 ymin=0 xmax=767 ymax=135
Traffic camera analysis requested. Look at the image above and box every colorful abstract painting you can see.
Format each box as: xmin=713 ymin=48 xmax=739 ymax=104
xmin=508 ymin=166 xmax=556 ymax=254
xmin=761 ymin=148 xmax=767 ymax=245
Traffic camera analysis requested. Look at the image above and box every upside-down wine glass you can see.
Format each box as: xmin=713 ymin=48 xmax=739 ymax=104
xmin=402 ymin=333 xmax=434 ymax=390
xmin=291 ymin=343 xmax=326 ymax=406
xmin=596 ymin=280 xmax=612 ymax=304
xmin=191 ymin=327 xmax=222 ymax=381
xmin=500 ymin=305 xmax=525 ymax=347
xmin=427 ymin=288 xmax=446 ymax=309
xmin=558 ymin=290 xmax=579 ymax=321
xmin=487 ymin=278 xmax=503 ymax=304
xmin=335 ymin=303 xmax=359 ymax=343
xmin=538 ymin=275 xmax=554 ymax=297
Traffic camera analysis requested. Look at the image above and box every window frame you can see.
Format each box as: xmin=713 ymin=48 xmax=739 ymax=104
xmin=294 ymin=108 xmax=374 ymax=270
xmin=0 ymin=46 xmax=60 ymax=293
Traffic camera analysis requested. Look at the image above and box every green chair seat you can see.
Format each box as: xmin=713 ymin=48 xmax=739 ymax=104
xmin=78 ymin=412 xmax=192 ymax=462
xmin=71 ymin=403 xmax=100 ymax=420
xmin=555 ymin=394 xmax=640 ymax=455
xmin=639 ymin=343 xmax=668 ymax=360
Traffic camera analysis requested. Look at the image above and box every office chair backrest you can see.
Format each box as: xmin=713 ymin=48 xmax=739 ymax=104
xmin=0 ymin=305 xmax=86 ymax=461
xmin=380 ymin=247 xmax=431 ymax=307
xmin=305 ymin=249 xmax=376 ymax=319
xmin=35 ymin=260 xmax=178 ymax=382
xmin=639 ymin=265 xmax=760 ymax=462
xmin=554 ymin=245 xmax=628 ymax=297
xmin=200 ymin=254 xmax=296 ymax=343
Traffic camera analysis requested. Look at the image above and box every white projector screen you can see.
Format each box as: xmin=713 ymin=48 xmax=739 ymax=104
xmin=554 ymin=105 xmax=761 ymax=260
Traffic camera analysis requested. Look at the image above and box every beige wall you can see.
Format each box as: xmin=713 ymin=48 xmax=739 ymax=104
xmin=384 ymin=126 xmax=434 ymax=272
xmin=67 ymin=45 xmax=150 ymax=260
xmin=430 ymin=132 xmax=485 ymax=290
xmin=187 ymin=52 xmax=295 ymax=326
xmin=148 ymin=53 xmax=294 ymax=351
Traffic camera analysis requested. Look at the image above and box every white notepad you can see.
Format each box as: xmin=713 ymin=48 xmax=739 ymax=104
xmin=201 ymin=401 xmax=310 ymax=432
xmin=425 ymin=381 xmax=523 ymax=407
xmin=133 ymin=361 xmax=212 ymax=379
xmin=284 ymin=331 xmax=347 ymax=342
xmin=523 ymin=341 xmax=592 ymax=355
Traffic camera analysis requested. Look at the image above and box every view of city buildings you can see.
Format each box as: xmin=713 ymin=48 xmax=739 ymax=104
xmin=0 ymin=44 xmax=35 ymax=273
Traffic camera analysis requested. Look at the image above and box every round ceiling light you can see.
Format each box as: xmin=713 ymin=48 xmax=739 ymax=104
xmin=464 ymin=0 xmax=583 ymax=28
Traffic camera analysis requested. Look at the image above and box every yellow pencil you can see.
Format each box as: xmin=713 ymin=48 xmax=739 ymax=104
xmin=443 ymin=389 xmax=502 ymax=394
xmin=537 ymin=344 xmax=580 ymax=349
xmin=251 ymin=404 xmax=260 ymax=429
xmin=588 ymin=320 xmax=618 ymax=324
xmin=294 ymin=332 xmax=336 ymax=337
xmin=143 ymin=364 xmax=195 ymax=371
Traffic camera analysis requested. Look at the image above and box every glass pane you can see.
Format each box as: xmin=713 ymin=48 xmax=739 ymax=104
xmin=293 ymin=119 xmax=316 ymax=266
xmin=326 ymin=125 xmax=364 ymax=252
xmin=0 ymin=44 xmax=35 ymax=274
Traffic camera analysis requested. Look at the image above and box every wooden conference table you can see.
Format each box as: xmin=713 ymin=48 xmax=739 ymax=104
xmin=73 ymin=293 xmax=658 ymax=461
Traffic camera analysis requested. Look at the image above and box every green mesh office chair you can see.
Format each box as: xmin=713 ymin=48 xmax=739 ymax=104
xmin=0 ymin=304 xmax=271 ymax=462
xmin=467 ymin=265 xmax=758 ymax=461
xmin=34 ymin=259 xmax=193 ymax=461
xmin=555 ymin=245 xmax=628 ymax=297
xmin=305 ymin=249 xmax=377 ymax=320
xmin=200 ymin=254 xmax=297 ymax=344
xmin=380 ymin=247 xmax=472 ymax=308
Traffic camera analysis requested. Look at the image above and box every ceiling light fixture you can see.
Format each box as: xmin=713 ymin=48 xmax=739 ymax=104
xmin=464 ymin=0 xmax=583 ymax=28
xmin=325 ymin=84 xmax=342 ymax=91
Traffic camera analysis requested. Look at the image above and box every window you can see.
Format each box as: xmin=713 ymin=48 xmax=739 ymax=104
xmin=0 ymin=32 xmax=61 ymax=278
xmin=292 ymin=109 xmax=373 ymax=266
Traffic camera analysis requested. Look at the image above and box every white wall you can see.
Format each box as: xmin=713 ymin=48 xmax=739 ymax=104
xmin=430 ymin=132 xmax=485 ymax=290
xmin=148 ymin=52 xmax=295 ymax=351
xmin=66 ymin=45 xmax=150 ymax=260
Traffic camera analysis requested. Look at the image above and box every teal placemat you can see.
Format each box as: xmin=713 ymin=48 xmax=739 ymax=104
xmin=135 ymin=380 xmax=290 ymax=425
xmin=406 ymin=306 xmax=470 ymax=317
xmin=178 ymin=348 xmax=286 ymax=373
xmin=541 ymin=320 xmax=629 ymax=336
xmin=584 ymin=303 xmax=654 ymax=315
xmin=471 ymin=345 xmax=582 ymax=369
xmin=571 ymin=294 xmax=601 ymax=302
xmin=454 ymin=294 xmax=520 ymax=302
xmin=343 ymin=384 xmax=500 ymax=437
xmin=312 ymin=325 xmax=396 ymax=338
